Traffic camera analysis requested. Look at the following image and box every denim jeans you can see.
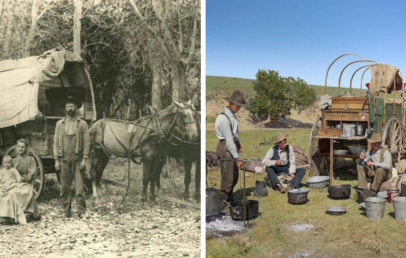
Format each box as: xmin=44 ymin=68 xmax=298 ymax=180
xmin=266 ymin=166 xmax=306 ymax=189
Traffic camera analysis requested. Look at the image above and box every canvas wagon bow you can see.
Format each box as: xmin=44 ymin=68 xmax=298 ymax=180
xmin=0 ymin=49 xmax=97 ymax=199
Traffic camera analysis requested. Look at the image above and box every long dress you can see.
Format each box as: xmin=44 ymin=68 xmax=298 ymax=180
xmin=12 ymin=155 xmax=40 ymax=219
xmin=0 ymin=155 xmax=41 ymax=224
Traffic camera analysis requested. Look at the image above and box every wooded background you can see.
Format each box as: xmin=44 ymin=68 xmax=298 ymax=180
xmin=0 ymin=0 xmax=201 ymax=119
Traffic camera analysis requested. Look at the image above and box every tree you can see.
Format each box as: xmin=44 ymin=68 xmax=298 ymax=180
xmin=250 ymin=70 xmax=316 ymax=120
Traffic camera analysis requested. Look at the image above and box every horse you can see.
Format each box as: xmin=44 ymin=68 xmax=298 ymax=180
xmin=87 ymin=101 xmax=199 ymax=204
xmin=167 ymin=110 xmax=201 ymax=202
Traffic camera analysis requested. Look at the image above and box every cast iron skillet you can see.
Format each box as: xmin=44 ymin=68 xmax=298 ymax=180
xmin=328 ymin=184 xmax=351 ymax=199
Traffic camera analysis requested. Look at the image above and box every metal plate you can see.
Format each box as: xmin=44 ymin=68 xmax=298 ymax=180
xmin=326 ymin=206 xmax=347 ymax=215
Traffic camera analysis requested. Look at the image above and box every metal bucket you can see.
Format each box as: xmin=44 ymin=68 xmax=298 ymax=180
xmin=365 ymin=197 xmax=386 ymax=220
xmin=206 ymin=188 xmax=221 ymax=216
xmin=393 ymin=197 xmax=406 ymax=221
xmin=254 ymin=181 xmax=268 ymax=197
xmin=401 ymin=182 xmax=406 ymax=197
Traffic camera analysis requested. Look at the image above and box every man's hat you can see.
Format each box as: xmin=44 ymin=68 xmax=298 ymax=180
xmin=368 ymin=133 xmax=382 ymax=144
xmin=58 ymin=96 xmax=82 ymax=109
xmin=225 ymin=90 xmax=249 ymax=108
xmin=274 ymin=132 xmax=288 ymax=144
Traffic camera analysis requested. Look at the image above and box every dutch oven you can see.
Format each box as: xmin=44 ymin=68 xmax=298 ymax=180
xmin=328 ymin=184 xmax=351 ymax=199
xmin=288 ymin=188 xmax=309 ymax=205
xmin=228 ymin=200 xmax=259 ymax=221
xmin=354 ymin=187 xmax=377 ymax=203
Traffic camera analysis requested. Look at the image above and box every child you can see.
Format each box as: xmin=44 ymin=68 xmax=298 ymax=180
xmin=0 ymin=155 xmax=21 ymax=193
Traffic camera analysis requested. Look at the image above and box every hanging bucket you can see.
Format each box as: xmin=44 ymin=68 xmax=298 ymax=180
xmin=254 ymin=181 xmax=268 ymax=197
xmin=365 ymin=197 xmax=386 ymax=220
xmin=393 ymin=197 xmax=406 ymax=222
xmin=206 ymin=188 xmax=222 ymax=216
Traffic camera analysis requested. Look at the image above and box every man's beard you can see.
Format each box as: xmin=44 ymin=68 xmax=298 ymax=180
xmin=67 ymin=110 xmax=75 ymax=116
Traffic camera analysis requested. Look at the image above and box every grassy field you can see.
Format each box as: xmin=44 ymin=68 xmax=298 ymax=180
xmin=206 ymin=75 xmax=368 ymax=100
xmin=206 ymin=130 xmax=406 ymax=258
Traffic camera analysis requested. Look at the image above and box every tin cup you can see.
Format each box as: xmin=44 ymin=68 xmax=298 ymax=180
xmin=387 ymin=188 xmax=400 ymax=203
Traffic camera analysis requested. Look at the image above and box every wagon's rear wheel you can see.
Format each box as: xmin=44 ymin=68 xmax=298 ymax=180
xmin=382 ymin=116 xmax=405 ymax=169
xmin=6 ymin=146 xmax=44 ymax=199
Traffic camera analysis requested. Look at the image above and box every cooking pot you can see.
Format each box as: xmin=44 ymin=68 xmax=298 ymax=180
xmin=288 ymin=188 xmax=309 ymax=205
xmin=206 ymin=188 xmax=222 ymax=216
xmin=254 ymin=181 xmax=268 ymax=197
xmin=228 ymin=200 xmax=259 ymax=221
xmin=354 ymin=187 xmax=377 ymax=203
xmin=328 ymin=184 xmax=351 ymax=199
xmin=355 ymin=124 xmax=365 ymax=136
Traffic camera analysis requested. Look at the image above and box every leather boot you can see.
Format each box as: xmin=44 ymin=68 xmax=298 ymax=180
xmin=277 ymin=184 xmax=286 ymax=193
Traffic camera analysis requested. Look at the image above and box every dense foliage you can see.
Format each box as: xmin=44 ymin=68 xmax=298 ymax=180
xmin=249 ymin=70 xmax=316 ymax=120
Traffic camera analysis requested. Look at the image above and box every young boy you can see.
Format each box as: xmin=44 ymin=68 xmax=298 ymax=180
xmin=0 ymin=155 xmax=21 ymax=193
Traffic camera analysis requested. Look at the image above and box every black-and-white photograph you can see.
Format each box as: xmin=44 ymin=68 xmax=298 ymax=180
xmin=0 ymin=0 xmax=201 ymax=257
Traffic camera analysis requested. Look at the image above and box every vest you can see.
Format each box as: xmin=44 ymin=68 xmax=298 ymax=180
xmin=271 ymin=145 xmax=290 ymax=167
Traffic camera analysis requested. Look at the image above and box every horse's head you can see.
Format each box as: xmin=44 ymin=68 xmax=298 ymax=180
xmin=173 ymin=100 xmax=200 ymax=143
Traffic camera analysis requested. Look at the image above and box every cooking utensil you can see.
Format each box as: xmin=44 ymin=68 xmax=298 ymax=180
xmin=354 ymin=187 xmax=377 ymax=203
xmin=333 ymin=150 xmax=349 ymax=155
xmin=206 ymin=187 xmax=222 ymax=216
xmin=347 ymin=145 xmax=367 ymax=156
xmin=326 ymin=206 xmax=347 ymax=215
xmin=254 ymin=181 xmax=268 ymax=197
xmin=306 ymin=176 xmax=330 ymax=188
xmin=328 ymin=184 xmax=351 ymax=199
xmin=288 ymin=188 xmax=310 ymax=204
xmin=355 ymin=124 xmax=365 ymax=136
xmin=228 ymin=200 xmax=259 ymax=221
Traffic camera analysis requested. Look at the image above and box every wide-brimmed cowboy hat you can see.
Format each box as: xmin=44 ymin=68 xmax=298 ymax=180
xmin=58 ymin=96 xmax=82 ymax=109
xmin=274 ymin=132 xmax=288 ymax=144
xmin=224 ymin=90 xmax=249 ymax=108
xmin=368 ymin=133 xmax=382 ymax=144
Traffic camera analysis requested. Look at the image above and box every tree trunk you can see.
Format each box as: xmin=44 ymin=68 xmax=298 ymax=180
xmin=73 ymin=0 xmax=82 ymax=57
xmin=24 ymin=0 xmax=39 ymax=57
xmin=151 ymin=63 xmax=162 ymax=108
xmin=171 ymin=61 xmax=187 ymax=102
xmin=3 ymin=0 xmax=16 ymax=59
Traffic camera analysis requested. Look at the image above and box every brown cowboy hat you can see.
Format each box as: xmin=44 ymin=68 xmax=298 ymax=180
xmin=367 ymin=133 xmax=382 ymax=144
xmin=225 ymin=90 xmax=249 ymax=108
xmin=274 ymin=132 xmax=288 ymax=144
xmin=58 ymin=96 xmax=82 ymax=109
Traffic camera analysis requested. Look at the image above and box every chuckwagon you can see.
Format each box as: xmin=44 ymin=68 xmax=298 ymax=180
xmin=309 ymin=54 xmax=406 ymax=184
xmin=0 ymin=49 xmax=97 ymax=199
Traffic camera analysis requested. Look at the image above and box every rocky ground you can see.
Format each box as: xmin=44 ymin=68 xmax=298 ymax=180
xmin=0 ymin=159 xmax=201 ymax=258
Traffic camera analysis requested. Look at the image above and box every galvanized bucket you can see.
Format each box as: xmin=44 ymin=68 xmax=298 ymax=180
xmin=206 ymin=188 xmax=222 ymax=216
xmin=393 ymin=197 xmax=406 ymax=222
xmin=401 ymin=182 xmax=406 ymax=197
xmin=365 ymin=197 xmax=386 ymax=220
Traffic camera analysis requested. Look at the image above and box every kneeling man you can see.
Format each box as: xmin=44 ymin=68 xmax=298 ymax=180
xmin=262 ymin=133 xmax=306 ymax=193
xmin=356 ymin=133 xmax=392 ymax=192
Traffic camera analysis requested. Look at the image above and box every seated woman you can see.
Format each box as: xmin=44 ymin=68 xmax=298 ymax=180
xmin=12 ymin=139 xmax=41 ymax=221
xmin=0 ymin=139 xmax=41 ymax=224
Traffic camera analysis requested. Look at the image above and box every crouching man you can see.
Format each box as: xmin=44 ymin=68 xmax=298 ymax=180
xmin=262 ymin=133 xmax=306 ymax=193
xmin=356 ymin=133 xmax=392 ymax=192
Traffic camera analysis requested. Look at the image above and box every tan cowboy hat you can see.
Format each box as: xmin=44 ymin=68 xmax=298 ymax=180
xmin=58 ymin=96 xmax=82 ymax=109
xmin=368 ymin=133 xmax=382 ymax=144
xmin=274 ymin=132 xmax=288 ymax=144
xmin=225 ymin=90 xmax=249 ymax=108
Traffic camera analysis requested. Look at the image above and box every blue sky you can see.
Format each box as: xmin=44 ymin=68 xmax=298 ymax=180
xmin=206 ymin=0 xmax=406 ymax=87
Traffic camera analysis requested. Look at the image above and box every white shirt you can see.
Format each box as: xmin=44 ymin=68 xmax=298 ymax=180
xmin=215 ymin=107 xmax=240 ymax=158
xmin=262 ymin=145 xmax=297 ymax=174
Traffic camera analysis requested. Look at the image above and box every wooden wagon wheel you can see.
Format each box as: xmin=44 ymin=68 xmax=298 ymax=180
xmin=309 ymin=117 xmax=328 ymax=176
xmin=6 ymin=146 xmax=44 ymax=199
xmin=382 ymin=116 xmax=405 ymax=169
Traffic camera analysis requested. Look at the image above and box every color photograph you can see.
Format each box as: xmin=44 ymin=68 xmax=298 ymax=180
xmin=205 ymin=1 xmax=406 ymax=257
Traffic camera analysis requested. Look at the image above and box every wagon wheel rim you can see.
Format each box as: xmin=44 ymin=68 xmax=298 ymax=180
xmin=382 ymin=117 xmax=405 ymax=169
xmin=6 ymin=145 xmax=44 ymax=199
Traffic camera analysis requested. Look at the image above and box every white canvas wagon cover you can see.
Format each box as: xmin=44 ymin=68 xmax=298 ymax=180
xmin=0 ymin=49 xmax=83 ymax=128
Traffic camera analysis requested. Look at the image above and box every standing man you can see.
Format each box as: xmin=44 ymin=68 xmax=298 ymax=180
xmin=356 ymin=133 xmax=392 ymax=192
xmin=262 ymin=133 xmax=306 ymax=193
xmin=215 ymin=90 xmax=248 ymax=209
xmin=54 ymin=96 xmax=90 ymax=219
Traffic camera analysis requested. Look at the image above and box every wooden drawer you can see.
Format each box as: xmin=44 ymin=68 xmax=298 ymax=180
xmin=325 ymin=113 xmax=340 ymax=120
xmin=340 ymin=113 xmax=351 ymax=121
xmin=359 ymin=113 xmax=368 ymax=121
xmin=351 ymin=113 xmax=358 ymax=120
xmin=318 ymin=129 xmax=342 ymax=137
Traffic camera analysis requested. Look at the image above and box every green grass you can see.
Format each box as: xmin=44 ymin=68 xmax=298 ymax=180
xmin=206 ymin=75 xmax=368 ymax=100
xmin=206 ymin=116 xmax=216 ymax=124
xmin=206 ymin=129 xmax=406 ymax=258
